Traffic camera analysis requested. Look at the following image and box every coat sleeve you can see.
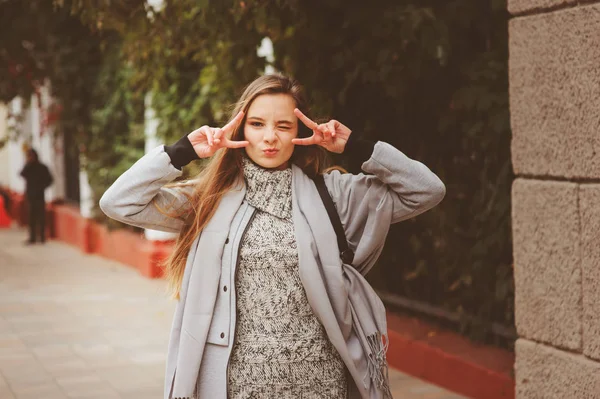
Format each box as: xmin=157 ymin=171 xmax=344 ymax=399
xmin=323 ymin=140 xmax=445 ymax=273
xmin=20 ymin=164 xmax=30 ymax=179
xmin=99 ymin=143 xmax=198 ymax=233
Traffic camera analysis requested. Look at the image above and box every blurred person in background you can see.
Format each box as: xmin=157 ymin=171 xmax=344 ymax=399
xmin=20 ymin=148 xmax=53 ymax=244
xmin=100 ymin=74 xmax=445 ymax=399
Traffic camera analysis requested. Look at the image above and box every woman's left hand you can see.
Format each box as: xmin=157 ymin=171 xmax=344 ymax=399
xmin=292 ymin=109 xmax=351 ymax=154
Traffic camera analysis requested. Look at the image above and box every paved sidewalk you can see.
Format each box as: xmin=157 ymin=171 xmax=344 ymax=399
xmin=0 ymin=228 xmax=467 ymax=399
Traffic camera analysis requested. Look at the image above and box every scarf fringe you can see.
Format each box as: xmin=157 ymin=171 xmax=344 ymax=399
xmin=364 ymin=332 xmax=393 ymax=399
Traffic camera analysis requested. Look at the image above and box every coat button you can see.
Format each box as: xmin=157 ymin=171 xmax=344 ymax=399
xmin=220 ymin=332 xmax=225 ymax=339
xmin=223 ymin=286 xmax=228 ymax=292
xmin=225 ymin=238 xmax=229 ymax=244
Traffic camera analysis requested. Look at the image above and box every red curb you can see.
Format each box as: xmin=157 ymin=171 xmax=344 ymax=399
xmin=41 ymin=202 xmax=143 ymax=275
xmin=138 ymin=240 xmax=174 ymax=279
xmin=0 ymin=195 xmax=10 ymax=227
xmin=88 ymin=222 xmax=108 ymax=256
xmin=386 ymin=312 xmax=515 ymax=399
xmin=98 ymin=228 xmax=147 ymax=270
xmin=49 ymin=202 xmax=172 ymax=279
xmin=53 ymin=204 xmax=87 ymax=249
xmin=7 ymin=191 xmax=26 ymax=226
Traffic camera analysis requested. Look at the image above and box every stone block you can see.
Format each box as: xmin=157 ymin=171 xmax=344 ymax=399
xmin=512 ymin=179 xmax=581 ymax=350
xmin=579 ymin=184 xmax=600 ymax=360
xmin=509 ymin=4 xmax=600 ymax=179
xmin=516 ymin=339 xmax=600 ymax=398
xmin=508 ymin=0 xmax=576 ymax=15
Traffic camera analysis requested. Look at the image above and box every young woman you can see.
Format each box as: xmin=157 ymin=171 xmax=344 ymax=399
xmin=100 ymin=74 xmax=445 ymax=399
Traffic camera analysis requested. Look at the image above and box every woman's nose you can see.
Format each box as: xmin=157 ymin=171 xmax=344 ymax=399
xmin=263 ymin=129 xmax=276 ymax=143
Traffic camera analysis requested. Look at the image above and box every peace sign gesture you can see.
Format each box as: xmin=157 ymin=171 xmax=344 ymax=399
xmin=187 ymin=111 xmax=249 ymax=159
xmin=292 ymin=109 xmax=352 ymax=154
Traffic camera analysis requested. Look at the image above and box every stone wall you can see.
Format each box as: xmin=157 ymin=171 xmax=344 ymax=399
xmin=509 ymin=1 xmax=600 ymax=397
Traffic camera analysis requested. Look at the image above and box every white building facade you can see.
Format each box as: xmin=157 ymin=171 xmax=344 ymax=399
xmin=0 ymin=84 xmax=66 ymax=203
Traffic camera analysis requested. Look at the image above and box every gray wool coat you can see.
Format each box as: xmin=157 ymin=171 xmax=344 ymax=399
xmin=99 ymin=141 xmax=446 ymax=399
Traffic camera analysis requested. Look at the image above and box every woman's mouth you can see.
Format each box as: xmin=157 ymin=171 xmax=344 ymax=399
xmin=263 ymin=149 xmax=279 ymax=156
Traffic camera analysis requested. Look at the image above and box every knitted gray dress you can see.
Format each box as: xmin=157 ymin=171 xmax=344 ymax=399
xmin=227 ymin=157 xmax=348 ymax=399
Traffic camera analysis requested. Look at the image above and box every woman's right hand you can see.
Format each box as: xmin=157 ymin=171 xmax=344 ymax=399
xmin=187 ymin=111 xmax=249 ymax=159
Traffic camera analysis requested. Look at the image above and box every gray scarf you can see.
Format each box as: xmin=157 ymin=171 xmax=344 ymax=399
xmin=291 ymin=164 xmax=392 ymax=399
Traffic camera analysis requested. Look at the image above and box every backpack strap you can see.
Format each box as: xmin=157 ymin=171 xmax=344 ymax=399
xmin=313 ymin=174 xmax=355 ymax=265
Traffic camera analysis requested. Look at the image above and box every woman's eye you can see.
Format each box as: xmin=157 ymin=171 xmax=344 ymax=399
xmin=250 ymin=121 xmax=263 ymax=127
xmin=278 ymin=125 xmax=291 ymax=130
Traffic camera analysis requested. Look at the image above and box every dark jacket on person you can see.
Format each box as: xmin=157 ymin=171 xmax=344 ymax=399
xmin=20 ymin=162 xmax=53 ymax=199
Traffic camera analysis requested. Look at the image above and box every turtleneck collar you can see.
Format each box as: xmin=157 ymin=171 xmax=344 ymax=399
xmin=242 ymin=156 xmax=292 ymax=220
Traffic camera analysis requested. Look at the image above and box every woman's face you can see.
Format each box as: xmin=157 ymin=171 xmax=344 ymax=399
xmin=243 ymin=93 xmax=298 ymax=170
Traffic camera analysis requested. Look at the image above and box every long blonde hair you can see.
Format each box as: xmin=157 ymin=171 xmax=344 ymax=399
xmin=162 ymin=74 xmax=331 ymax=299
